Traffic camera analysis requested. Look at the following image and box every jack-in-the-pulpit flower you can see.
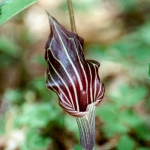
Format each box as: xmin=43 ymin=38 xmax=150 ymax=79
xmin=44 ymin=13 xmax=105 ymax=150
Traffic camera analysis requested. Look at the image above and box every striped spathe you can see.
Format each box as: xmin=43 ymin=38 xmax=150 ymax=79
xmin=44 ymin=14 xmax=105 ymax=117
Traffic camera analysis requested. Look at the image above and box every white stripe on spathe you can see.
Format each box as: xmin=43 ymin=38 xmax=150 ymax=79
xmin=48 ymin=17 xmax=83 ymax=111
xmin=47 ymin=72 xmax=72 ymax=107
xmin=48 ymin=82 xmax=72 ymax=108
xmin=47 ymin=56 xmax=75 ymax=109
xmin=57 ymin=29 xmax=84 ymax=92
xmin=56 ymin=26 xmax=83 ymax=91
xmin=52 ymin=17 xmax=83 ymax=91
xmin=49 ymin=38 xmax=79 ymax=111
xmin=97 ymin=83 xmax=104 ymax=100
xmin=87 ymin=63 xmax=93 ymax=103
xmin=94 ymin=65 xmax=97 ymax=101
xmin=46 ymin=78 xmax=72 ymax=108
xmin=72 ymin=38 xmax=89 ymax=105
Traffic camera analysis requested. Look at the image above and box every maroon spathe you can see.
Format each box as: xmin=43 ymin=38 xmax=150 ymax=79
xmin=45 ymin=15 xmax=105 ymax=116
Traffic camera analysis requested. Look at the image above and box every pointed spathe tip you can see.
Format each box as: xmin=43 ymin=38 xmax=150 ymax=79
xmin=45 ymin=10 xmax=51 ymax=18
xmin=45 ymin=9 xmax=49 ymax=15
xmin=45 ymin=10 xmax=54 ymax=25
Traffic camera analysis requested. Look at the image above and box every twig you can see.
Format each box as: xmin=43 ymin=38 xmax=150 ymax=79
xmin=67 ymin=0 xmax=76 ymax=33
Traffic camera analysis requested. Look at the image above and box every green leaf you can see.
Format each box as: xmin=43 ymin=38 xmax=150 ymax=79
xmin=109 ymin=85 xmax=148 ymax=107
xmin=64 ymin=115 xmax=78 ymax=138
xmin=0 ymin=0 xmax=37 ymax=25
xmin=137 ymin=147 xmax=150 ymax=150
xmin=0 ymin=0 xmax=14 ymax=7
xmin=31 ymin=55 xmax=47 ymax=67
xmin=128 ymin=86 xmax=148 ymax=106
xmin=117 ymin=135 xmax=135 ymax=150
xmin=102 ymin=122 xmax=129 ymax=138
xmin=121 ymin=110 xmax=142 ymax=128
xmin=148 ymin=63 xmax=150 ymax=77
xmin=119 ymin=0 xmax=137 ymax=11
xmin=135 ymin=124 xmax=150 ymax=141
xmin=4 ymin=89 xmax=24 ymax=105
xmin=25 ymin=128 xmax=51 ymax=150
xmin=97 ymin=104 xmax=119 ymax=123
xmin=0 ymin=37 xmax=21 ymax=57
xmin=74 ymin=144 xmax=81 ymax=150
xmin=29 ymin=77 xmax=57 ymax=102
xmin=15 ymin=103 xmax=59 ymax=128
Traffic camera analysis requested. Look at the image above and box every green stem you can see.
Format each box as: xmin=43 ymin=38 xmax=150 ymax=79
xmin=76 ymin=103 xmax=96 ymax=150
xmin=67 ymin=0 xmax=76 ymax=33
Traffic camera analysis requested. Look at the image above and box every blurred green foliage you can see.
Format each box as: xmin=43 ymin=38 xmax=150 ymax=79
xmin=20 ymin=128 xmax=51 ymax=150
xmin=0 ymin=37 xmax=21 ymax=66
xmin=148 ymin=63 xmax=150 ymax=77
xmin=0 ymin=0 xmax=150 ymax=150
xmin=88 ymin=20 xmax=150 ymax=150
xmin=117 ymin=135 xmax=135 ymax=150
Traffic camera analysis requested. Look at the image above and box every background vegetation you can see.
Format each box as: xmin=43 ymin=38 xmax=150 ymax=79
xmin=0 ymin=0 xmax=150 ymax=150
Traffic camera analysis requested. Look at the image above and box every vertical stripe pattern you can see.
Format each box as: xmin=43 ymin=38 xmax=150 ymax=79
xmin=76 ymin=103 xmax=95 ymax=150
xmin=45 ymin=14 xmax=105 ymax=116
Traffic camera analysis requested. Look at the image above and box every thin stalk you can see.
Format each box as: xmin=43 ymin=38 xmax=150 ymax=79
xmin=67 ymin=0 xmax=76 ymax=33
xmin=76 ymin=103 xmax=96 ymax=150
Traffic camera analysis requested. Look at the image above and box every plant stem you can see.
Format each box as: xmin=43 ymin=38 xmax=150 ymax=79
xmin=67 ymin=0 xmax=76 ymax=33
xmin=76 ymin=103 xmax=96 ymax=150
